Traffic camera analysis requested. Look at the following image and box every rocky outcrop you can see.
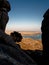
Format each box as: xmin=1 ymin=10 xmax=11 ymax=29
xmin=41 ymin=9 xmax=49 ymax=64
xmin=0 ymin=0 xmax=37 ymax=65
xmin=10 ymin=31 xmax=23 ymax=42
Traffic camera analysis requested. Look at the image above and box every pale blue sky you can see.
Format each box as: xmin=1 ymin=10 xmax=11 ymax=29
xmin=6 ymin=0 xmax=49 ymax=31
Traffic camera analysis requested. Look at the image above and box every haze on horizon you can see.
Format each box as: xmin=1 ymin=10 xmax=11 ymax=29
xmin=6 ymin=0 xmax=49 ymax=32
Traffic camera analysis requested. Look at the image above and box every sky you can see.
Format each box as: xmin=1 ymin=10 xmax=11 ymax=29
xmin=6 ymin=0 xmax=49 ymax=31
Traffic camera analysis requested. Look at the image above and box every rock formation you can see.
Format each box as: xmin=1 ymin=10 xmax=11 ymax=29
xmin=41 ymin=9 xmax=49 ymax=64
xmin=10 ymin=31 xmax=23 ymax=42
xmin=0 ymin=0 xmax=37 ymax=65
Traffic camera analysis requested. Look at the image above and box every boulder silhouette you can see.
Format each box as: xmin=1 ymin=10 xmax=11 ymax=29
xmin=10 ymin=31 xmax=23 ymax=42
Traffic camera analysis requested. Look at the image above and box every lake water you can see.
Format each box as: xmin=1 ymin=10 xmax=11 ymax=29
xmin=23 ymin=34 xmax=41 ymax=40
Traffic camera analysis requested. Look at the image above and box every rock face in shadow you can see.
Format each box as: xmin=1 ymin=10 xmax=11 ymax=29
xmin=41 ymin=9 xmax=49 ymax=64
xmin=23 ymin=50 xmax=43 ymax=65
xmin=0 ymin=0 xmax=37 ymax=65
xmin=0 ymin=40 xmax=37 ymax=65
xmin=0 ymin=0 xmax=11 ymax=32
xmin=10 ymin=31 xmax=23 ymax=42
xmin=0 ymin=0 xmax=11 ymax=12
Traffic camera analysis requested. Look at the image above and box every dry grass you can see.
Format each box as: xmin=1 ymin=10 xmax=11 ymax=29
xmin=17 ymin=38 xmax=43 ymax=50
